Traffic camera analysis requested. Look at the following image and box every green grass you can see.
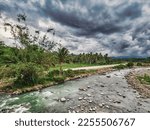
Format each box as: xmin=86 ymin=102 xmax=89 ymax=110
xmin=138 ymin=74 xmax=150 ymax=85
xmin=49 ymin=63 xmax=99 ymax=71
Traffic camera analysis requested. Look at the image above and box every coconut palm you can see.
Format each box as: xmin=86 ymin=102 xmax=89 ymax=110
xmin=57 ymin=47 xmax=69 ymax=75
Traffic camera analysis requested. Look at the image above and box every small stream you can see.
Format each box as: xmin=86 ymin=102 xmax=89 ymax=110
xmin=0 ymin=68 xmax=150 ymax=113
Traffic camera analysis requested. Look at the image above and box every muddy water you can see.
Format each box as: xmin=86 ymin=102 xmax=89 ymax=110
xmin=0 ymin=68 xmax=150 ymax=113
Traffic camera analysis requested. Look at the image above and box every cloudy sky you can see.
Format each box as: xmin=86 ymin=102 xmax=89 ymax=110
xmin=0 ymin=0 xmax=150 ymax=57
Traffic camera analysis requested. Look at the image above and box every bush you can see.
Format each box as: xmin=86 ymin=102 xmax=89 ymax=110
xmin=114 ymin=64 xmax=126 ymax=70
xmin=64 ymin=69 xmax=75 ymax=77
xmin=0 ymin=65 xmax=17 ymax=79
xmin=137 ymin=62 xmax=142 ymax=66
xmin=14 ymin=63 xmax=39 ymax=87
xmin=53 ymin=76 xmax=65 ymax=83
xmin=138 ymin=74 xmax=150 ymax=85
xmin=48 ymin=70 xmax=60 ymax=79
xmin=126 ymin=62 xmax=134 ymax=68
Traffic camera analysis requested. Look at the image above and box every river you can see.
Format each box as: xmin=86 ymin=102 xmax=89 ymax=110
xmin=0 ymin=68 xmax=150 ymax=113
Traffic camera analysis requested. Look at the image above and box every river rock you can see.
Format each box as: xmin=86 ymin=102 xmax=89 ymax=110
xmin=89 ymin=107 xmax=92 ymax=111
xmin=79 ymin=87 xmax=87 ymax=91
xmin=87 ymin=86 xmax=91 ymax=88
xmin=133 ymin=90 xmax=137 ymax=93
xmin=78 ymin=97 xmax=83 ymax=100
xmin=137 ymin=102 xmax=142 ymax=106
xmin=88 ymin=100 xmax=93 ymax=103
xmin=87 ymin=94 xmax=91 ymax=97
xmin=106 ymin=75 xmax=111 ymax=78
xmin=122 ymin=95 xmax=126 ymax=98
xmin=100 ymin=92 xmax=104 ymax=95
xmin=60 ymin=97 xmax=66 ymax=102
xmin=99 ymin=104 xmax=103 ymax=107
xmin=116 ymin=101 xmax=121 ymax=104
xmin=105 ymin=105 xmax=110 ymax=109
xmin=117 ymin=93 xmax=122 ymax=96
xmin=100 ymin=85 xmax=105 ymax=87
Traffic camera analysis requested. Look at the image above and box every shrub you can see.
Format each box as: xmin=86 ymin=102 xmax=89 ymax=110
xmin=0 ymin=65 xmax=17 ymax=79
xmin=48 ymin=70 xmax=60 ymax=79
xmin=64 ymin=69 xmax=75 ymax=77
xmin=53 ymin=76 xmax=65 ymax=83
xmin=126 ymin=62 xmax=134 ymax=68
xmin=114 ymin=64 xmax=126 ymax=70
xmin=136 ymin=62 xmax=142 ymax=66
xmin=14 ymin=63 xmax=39 ymax=87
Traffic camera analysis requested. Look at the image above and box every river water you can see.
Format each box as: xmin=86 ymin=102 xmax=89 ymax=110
xmin=0 ymin=68 xmax=150 ymax=113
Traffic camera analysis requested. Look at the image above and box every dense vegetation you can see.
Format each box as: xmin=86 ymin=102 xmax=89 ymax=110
xmin=0 ymin=14 xmax=149 ymax=93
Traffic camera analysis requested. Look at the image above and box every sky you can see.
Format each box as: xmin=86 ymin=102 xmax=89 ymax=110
xmin=0 ymin=0 xmax=150 ymax=57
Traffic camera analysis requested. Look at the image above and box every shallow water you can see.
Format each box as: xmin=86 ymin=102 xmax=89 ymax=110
xmin=0 ymin=68 xmax=150 ymax=113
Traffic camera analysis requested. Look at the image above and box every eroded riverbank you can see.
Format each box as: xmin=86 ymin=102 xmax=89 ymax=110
xmin=0 ymin=68 xmax=150 ymax=113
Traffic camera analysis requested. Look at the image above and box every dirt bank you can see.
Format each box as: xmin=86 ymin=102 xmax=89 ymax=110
xmin=126 ymin=68 xmax=150 ymax=98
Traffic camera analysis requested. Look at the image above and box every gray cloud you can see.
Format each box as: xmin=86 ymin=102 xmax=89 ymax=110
xmin=0 ymin=0 xmax=150 ymax=57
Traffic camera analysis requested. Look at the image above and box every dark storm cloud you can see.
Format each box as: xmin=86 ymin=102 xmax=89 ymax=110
xmin=41 ymin=0 xmax=143 ymax=36
xmin=0 ymin=0 xmax=150 ymax=57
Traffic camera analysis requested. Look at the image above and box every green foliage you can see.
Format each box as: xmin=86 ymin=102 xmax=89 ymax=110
xmin=138 ymin=74 xmax=150 ymax=85
xmin=14 ymin=63 xmax=40 ymax=87
xmin=69 ymin=52 xmax=111 ymax=65
xmin=114 ymin=64 xmax=127 ymax=70
xmin=0 ymin=65 xmax=17 ymax=79
xmin=57 ymin=47 xmax=69 ymax=63
xmin=64 ymin=69 xmax=75 ymax=77
xmin=48 ymin=70 xmax=60 ymax=79
xmin=126 ymin=62 xmax=134 ymax=68
xmin=136 ymin=62 xmax=142 ymax=66
xmin=53 ymin=76 xmax=65 ymax=83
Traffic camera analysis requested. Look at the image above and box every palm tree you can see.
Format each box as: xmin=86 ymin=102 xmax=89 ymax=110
xmin=57 ymin=47 xmax=69 ymax=75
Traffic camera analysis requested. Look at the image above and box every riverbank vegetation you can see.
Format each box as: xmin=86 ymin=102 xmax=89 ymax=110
xmin=138 ymin=74 xmax=150 ymax=85
xmin=0 ymin=14 xmax=150 ymax=94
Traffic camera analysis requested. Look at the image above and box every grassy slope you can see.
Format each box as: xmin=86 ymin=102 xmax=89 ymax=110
xmin=49 ymin=63 xmax=99 ymax=71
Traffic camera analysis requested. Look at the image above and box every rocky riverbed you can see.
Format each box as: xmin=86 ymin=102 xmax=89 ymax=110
xmin=0 ymin=68 xmax=150 ymax=113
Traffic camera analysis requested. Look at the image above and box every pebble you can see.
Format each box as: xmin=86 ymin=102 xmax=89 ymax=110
xmin=87 ymin=86 xmax=91 ymax=88
xmin=87 ymin=94 xmax=92 ymax=97
xmin=116 ymin=101 xmax=121 ymax=104
xmin=79 ymin=87 xmax=87 ymax=91
xmin=122 ymin=95 xmax=126 ymax=98
xmin=102 ymin=103 xmax=105 ymax=105
xmin=101 ymin=85 xmax=105 ymax=87
xmin=89 ymin=100 xmax=93 ymax=103
xmin=118 ymin=93 xmax=122 ymax=96
xmin=60 ymin=97 xmax=66 ymax=102
xmin=99 ymin=104 xmax=103 ymax=107
xmin=136 ymin=95 xmax=141 ymax=98
xmin=89 ymin=108 xmax=92 ymax=111
xmin=137 ymin=102 xmax=142 ymax=106
xmin=81 ymin=108 xmax=84 ymax=111
xmin=78 ymin=97 xmax=83 ymax=100
xmin=92 ymin=107 xmax=96 ymax=111
xmin=106 ymin=75 xmax=111 ymax=78
xmin=133 ymin=90 xmax=137 ymax=93
xmin=105 ymin=105 xmax=110 ymax=109
xmin=100 ymin=93 xmax=104 ymax=95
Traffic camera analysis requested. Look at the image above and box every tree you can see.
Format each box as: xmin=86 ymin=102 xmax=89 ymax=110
xmin=57 ymin=47 xmax=69 ymax=75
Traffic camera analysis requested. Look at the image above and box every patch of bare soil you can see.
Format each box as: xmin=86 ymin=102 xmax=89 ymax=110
xmin=126 ymin=69 xmax=150 ymax=98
